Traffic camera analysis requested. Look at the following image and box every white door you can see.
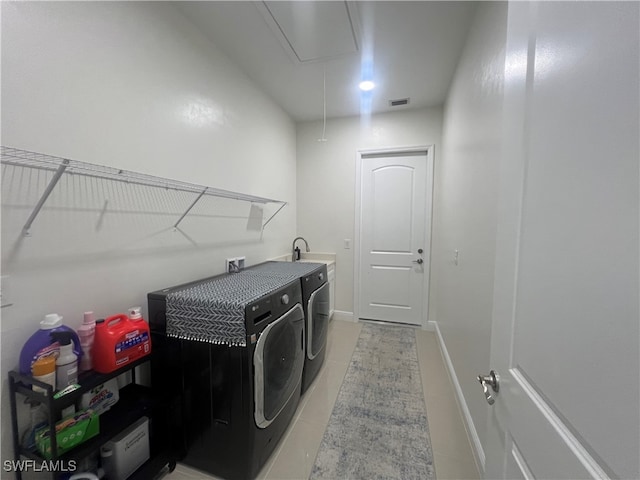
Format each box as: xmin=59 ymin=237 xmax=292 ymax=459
xmin=357 ymin=149 xmax=432 ymax=326
xmin=484 ymin=2 xmax=639 ymax=479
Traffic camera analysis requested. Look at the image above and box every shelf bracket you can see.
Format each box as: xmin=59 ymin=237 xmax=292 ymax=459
xmin=262 ymin=202 xmax=287 ymax=230
xmin=22 ymin=159 xmax=70 ymax=236
xmin=173 ymin=187 xmax=208 ymax=230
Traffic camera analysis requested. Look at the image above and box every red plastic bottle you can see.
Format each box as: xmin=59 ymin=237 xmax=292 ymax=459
xmin=92 ymin=308 xmax=151 ymax=374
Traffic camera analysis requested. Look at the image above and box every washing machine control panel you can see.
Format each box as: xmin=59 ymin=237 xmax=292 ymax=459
xmin=245 ymin=279 xmax=302 ymax=334
xmin=318 ymin=273 xmax=324 ymax=282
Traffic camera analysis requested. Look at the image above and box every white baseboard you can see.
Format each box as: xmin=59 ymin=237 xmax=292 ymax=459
xmin=422 ymin=321 xmax=436 ymax=332
xmin=332 ymin=310 xmax=355 ymax=322
xmin=429 ymin=320 xmax=486 ymax=472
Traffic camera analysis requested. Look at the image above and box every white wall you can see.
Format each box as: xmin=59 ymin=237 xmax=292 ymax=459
xmin=1 ymin=1 xmax=296 ymax=470
xmin=432 ymin=1 xmax=507 ymax=468
xmin=296 ymin=108 xmax=443 ymax=315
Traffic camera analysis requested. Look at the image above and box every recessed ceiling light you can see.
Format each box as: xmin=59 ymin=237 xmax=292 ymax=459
xmin=359 ymin=80 xmax=375 ymax=91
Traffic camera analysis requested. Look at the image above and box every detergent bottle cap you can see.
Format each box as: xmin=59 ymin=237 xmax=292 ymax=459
xmin=50 ymin=331 xmax=74 ymax=346
xmin=83 ymin=312 xmax=96 ymax=325
xmin=32 ymin=356 xmax=56 ymax=376
xmin=40 ymin=314 xmax=63 ymax=330
xmin=128 ymin=307 xmax=142 ymax=321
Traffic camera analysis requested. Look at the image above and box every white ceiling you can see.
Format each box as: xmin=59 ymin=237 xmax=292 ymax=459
xmin=177 ymin=1 xmax=477 ymax=122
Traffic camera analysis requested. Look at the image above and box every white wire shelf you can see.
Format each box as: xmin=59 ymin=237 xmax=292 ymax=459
xmin=1 ymin=146 xmax=287 ymax=235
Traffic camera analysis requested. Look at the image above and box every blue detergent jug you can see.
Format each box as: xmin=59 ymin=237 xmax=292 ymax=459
xmin=19 ymin=313 xmax=83 ymax=375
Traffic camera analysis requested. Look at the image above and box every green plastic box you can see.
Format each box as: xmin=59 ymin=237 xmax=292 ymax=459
xmin=36 ymin=409 xmax=99 ymax=459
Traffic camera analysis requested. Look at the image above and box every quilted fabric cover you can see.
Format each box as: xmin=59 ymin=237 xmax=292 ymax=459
xmin=241 ymin=261 xmax=324 ymax=279
xmin=166 ymin=273 xmax=291 ymax=346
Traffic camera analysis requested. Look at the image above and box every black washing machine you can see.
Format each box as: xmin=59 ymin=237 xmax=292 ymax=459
xmin=148 ymin=273 xmax=304 ymax=480
xmin=241 ymin=261 xmax=330 ymax=393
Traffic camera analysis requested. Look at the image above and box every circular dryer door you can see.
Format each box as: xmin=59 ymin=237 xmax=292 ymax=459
xmin=307 ymin=282 xmax=330 ymax=360
xmin=254 ymin=304 xmax=304 ymax=429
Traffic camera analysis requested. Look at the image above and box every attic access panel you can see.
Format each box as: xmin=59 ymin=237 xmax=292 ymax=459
xmin=260 ymin=1 xmax=360 ymax=63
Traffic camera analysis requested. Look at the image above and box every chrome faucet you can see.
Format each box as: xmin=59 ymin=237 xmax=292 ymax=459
xmin=292 ymin=237 xmax=310 ymax=262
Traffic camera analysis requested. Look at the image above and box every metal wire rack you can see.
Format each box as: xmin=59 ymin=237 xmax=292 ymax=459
xmin=1 ymin=146 xmax=287 ymax=235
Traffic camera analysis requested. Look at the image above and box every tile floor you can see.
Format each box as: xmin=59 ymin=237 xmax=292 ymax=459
xmin=163 ymin=319 xmax=480 ymax=480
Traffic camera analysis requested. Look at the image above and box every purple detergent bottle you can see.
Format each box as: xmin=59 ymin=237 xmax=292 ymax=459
xmin=19 ymin=313 xmax=84 ymax=375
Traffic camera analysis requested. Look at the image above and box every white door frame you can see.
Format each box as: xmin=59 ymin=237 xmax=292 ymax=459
xmin=353 ymin=145 xmax=434 ymax=328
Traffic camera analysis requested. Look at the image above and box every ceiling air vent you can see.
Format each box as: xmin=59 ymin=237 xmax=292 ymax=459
xmin=389 ymin=98 xmax=410 ymax=107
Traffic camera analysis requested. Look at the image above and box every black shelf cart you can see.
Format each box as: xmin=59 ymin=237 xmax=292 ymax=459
xmin=8 ymin=356 xmax=176 ymax=479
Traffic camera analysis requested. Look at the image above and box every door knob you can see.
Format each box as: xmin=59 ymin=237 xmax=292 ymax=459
xmin=412 ymin=258 xmax=424 ymax=264
xmin=477 ymin=370 xmax=499 ymax=405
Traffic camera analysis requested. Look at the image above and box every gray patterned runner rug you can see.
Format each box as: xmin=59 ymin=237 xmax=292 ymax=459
xmin=310 ymin=322 xmax=436 ymax=480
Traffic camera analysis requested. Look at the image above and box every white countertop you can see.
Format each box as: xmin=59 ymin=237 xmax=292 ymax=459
xmin=269 ymin=252 xmax=335 ymax=267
